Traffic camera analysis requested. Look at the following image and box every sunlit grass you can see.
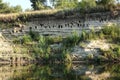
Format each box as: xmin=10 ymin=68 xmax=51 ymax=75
xmin=0 ymin=9 xmax=62 ymax=22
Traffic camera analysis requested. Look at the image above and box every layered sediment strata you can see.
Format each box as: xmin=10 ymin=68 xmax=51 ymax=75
xmin=0 ymin=33 xmax=32 ymax=63
xmin=8 ymin=11 xmax=120 ymax=36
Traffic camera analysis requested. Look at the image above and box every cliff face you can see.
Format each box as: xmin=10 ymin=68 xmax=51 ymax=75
xmin=0 ymin=32 xmax=13 ymax=53
xmin=0 ymin=10 xmax=119 ymax=63
xmin=6 ymin=10 xmax=120 ymax=37
xmin=10 ymin=18 xmax=119 ymax=37
xmin=0 ymin=33 xmax=33 ymax=63
xmin=0 ymin=10 xmax=120 ymax=37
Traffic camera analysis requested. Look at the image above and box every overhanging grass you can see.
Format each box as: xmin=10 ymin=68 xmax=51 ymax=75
xmin=0 ymin=9 xmax=62 ymax=23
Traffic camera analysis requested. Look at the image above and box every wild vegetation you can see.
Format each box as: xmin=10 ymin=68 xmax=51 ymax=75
xmin=0 ymin=0 xmax=120 ymax=27
xmin=0 ymin=0 xmax=120 ymax=63
xmin=12 ymin=24 xmax=120 ymax=63
xmin=30 ymin=0 xmax=118 ymax=10
xmin=0 ymin=0 xmax=22 ymax=13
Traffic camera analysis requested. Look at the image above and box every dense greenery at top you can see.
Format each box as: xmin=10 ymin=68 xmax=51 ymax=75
xmin=0 ymin=0 xmax=119 ymax=13
xmin=30 ymin=0 xmax=78 ymax=10
xmin=0 ymin=0 xmax=22 ymax=13
xmin=30 ymin=0 xmax=119 ymax=10
xmin=0 ymin=0 xmax=119 ymax=27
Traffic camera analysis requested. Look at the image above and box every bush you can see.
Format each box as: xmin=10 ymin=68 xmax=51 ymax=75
xmin=13 ymin=38 xmax=20 ymax=44
xmin=45 ymin=36 xmax=62 ymax=44
xmin=63 ymin=31 xmax=80 ymax=47
xmin=21 ymin=35 xmax=32 ymax=44
xmin=13 ymin=35 xmax=32 ymax=44
xmin=80 ymin=29 xmax=87 ymax=40
xmin=59 ymin=50 xmax=72 ymax=63
xmin=100 ymin=46 xmax=120 ymax=61
xmin=33 ymin=35 xmax=51 ymax=60
xmin=101 ymin=25 xmax=120 ymax=43
xmin=29 ymin=30 xmax=40 ymax=41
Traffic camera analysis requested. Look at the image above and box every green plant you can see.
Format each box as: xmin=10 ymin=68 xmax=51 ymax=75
xmin=29 ymin=30 xmax=40 ymax=41
xmin=63 ymin=31 xmax=80 ymax=47
xmin=80 ymin=29 xmax=87 ymax=41
xmin=13 ymin=35 xmax=32 ymax=44
xmin=100 ymin=46 xmax=120 ymax=61
xmin=87 ymin=53 xmax=94 ymax=59
xmin=33 ymin=35 xmax=51 ymax=60
xmin=79 ymin=42 xmax=86 ymax=48
xmin=61 ymin=50 xmax=72 ymax=63
xmin=45 ymin=36 xmax=62 ymax=44
xmin=21 ymin=35 xmax=32 ymax=44
xmin=99 ymin=31 xmax=104 ymax=39
xmin=13 ymin=38 xmax=20 ymax=44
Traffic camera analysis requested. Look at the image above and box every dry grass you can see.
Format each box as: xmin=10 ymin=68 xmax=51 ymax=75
xmin=0 ymin=9 xmax=62 ymax=21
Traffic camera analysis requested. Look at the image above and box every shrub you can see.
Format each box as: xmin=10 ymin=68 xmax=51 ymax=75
xmin=87 ymin=53 xmax=94 ymax=59
xmin=33 ymin=35 xmax=51 ymax=60
xmin=13 ymin=35 xmax=32 ymax=44
xmin=79 ymin=42 xmax=86 ymax=48
xmin=13 ymin=38 xmax=20 ymax=44
xmin=61 ymin=50 xmax=72 ymax=63
xmin=80 ymin=29 xmax=87 ymax=40
xmin=21 ymin=35 xmax=32 ymax=44
xmin=29 ymin=30 xmax=40 ymax=41
xmin=63 ymin=31 xmax=80 ymax=47
xmin=100 ymin=46 xmax=120 ymax=61
xmin=99 ymin=31 xmax=104 ymax=39
xmin=45 ymin=36 xmax=62 ymax=44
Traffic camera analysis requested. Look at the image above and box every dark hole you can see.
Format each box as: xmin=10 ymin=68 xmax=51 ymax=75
xmin=35 ymin=26 xmax=37 ymax=29
xmin=29 ymin=27 xmax=32 ymax=30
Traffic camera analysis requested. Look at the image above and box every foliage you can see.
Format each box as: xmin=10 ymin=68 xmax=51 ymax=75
xmin=80 ymin=29 xmax=87 ymax=40
xmin=97 ymin=0 xmax=116 ymax=10
xmin=29 ymin=0 xmax=117 ymax=13
xmin=33 ymin=35 xmax=51 ymax=60
xmin=97 ymin=0 xmax=115 ymax=6
xmin=55 ymin=0 xmax=78 ymax=9
xmin=12 ymin=5 xmax=22 ymax=13
xmin=25 ymin=8 xmax=33 ymax=12
xmin=63 ymin=31 xmax=80 ymax=47
xmin=101 ymin=25 xmax=120 ymax=43
xmin=0 ymin=0 xmax=22 ymax=13
xmin=29 ymin=30 xmax=40 ymax=41
xmin=78 ymin=0 xmax=96 ymax=10
xmin=12 ymin=24 xmax=120 ymax=62
xmin=61 ymin=50 xmax=72 ymax=62
xmin=13 ymin=35 xmax=32 ymax=44
xmin=79 ymin=25 xmax=120 ymax=44
xmin=0 ymin=9 xmax=60 ymax=25
xmin=85 ymin=25 xmax=120 ymax=61
xmin=21 ymin=35 xmax=32 ymax=44
xmin=62 ymin=25 xmax=120 ymax=61
xmin=100 ymin=46 xmax=120 ymax=61
xmin=30 ymin=0 xmax=47 ymax=10
xmin=45 ymin=36 xmax=62 ymax=44
xmin=30 ymin=0 xmax=79 ymax=10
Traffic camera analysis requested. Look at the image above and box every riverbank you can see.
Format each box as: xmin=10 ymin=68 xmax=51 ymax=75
xmin=0 ymin=11 xmax=120 ymax=63
xmin=0 ymin=18 xmax=119 ymax=63
xmin=0 ymin=32 xmax=34 ymax=63
xmin=9 ymin=24 xmax=120 ymax=63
